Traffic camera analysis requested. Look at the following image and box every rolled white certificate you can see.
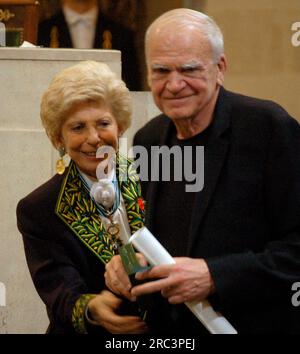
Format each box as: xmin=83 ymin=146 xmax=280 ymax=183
xmin=129 ymin=226 xmax=237 ymax=334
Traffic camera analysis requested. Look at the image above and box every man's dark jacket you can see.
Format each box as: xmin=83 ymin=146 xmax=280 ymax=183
xmin=37 ymin=11 xmax=141 ymax=91
xmin=133 ymin=87 xmax=300 ymax=334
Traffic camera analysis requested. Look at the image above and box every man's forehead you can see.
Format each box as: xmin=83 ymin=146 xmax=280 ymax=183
xmin=147 ymin=31 xmax=212 ymax=63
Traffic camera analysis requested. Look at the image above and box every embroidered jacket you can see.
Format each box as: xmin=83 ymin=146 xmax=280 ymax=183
xmin=17 ymin=155 xmax=145 ymax=334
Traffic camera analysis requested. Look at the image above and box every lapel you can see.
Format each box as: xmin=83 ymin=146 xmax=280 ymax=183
xmin=144 ymin=88 xmax=231 ymax=253
xmin=145 ymin=117 xmax=172 ymax=231
xmin=187 ymin=87 xmax=231 ymax=253
xmin=55 ymin=155 xmax=145 ymax=265
xmin=118 ymin=154 xmax=146 ymax=234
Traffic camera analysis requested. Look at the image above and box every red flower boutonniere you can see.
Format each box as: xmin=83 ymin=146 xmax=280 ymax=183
xmin=137 ymin=198 xmax=145 ymax=211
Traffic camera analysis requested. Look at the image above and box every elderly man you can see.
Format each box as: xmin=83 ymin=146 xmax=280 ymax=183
xmin=105 ymin=8 xmax=300 ymax=334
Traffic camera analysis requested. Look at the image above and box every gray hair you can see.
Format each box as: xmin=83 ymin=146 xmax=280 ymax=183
xmin=40 ymin=61 xmax=132 ymax=148
xmin=145 ymin=8 xmax=224 ymax=64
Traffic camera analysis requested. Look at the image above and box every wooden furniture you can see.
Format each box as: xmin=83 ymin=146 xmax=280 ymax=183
xmin=0 ymin=0 xmax=39 ymax=46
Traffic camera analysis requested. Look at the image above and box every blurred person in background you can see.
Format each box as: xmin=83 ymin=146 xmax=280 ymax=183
xmin=38 ymin=0 xmax=141 ymax=90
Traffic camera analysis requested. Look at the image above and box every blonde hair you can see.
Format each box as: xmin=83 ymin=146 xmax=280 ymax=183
xmin=145 ymin=8 xmax=224 ymax=64
xmin=40 ymin=61 xmax=132 ymax=148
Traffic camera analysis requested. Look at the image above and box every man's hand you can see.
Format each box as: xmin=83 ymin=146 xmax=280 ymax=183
xmin=131 ymin=257 xmax=215 ymax=304
xmin=87 ymin=290 xmax=148 ymax=334
xmin=104 ymin=253 xmax=148 ymax=301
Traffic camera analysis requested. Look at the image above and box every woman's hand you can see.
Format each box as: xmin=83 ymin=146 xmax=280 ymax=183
xmin=104 ymin=254 xmax=148 ymax=301
xmin=87 ymin=290 xmax=148 ymax=334
xmin=131 ymin=257 xmax=215 ymax=304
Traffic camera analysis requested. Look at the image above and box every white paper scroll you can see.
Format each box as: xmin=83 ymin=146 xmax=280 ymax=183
xmin=129 ymin=226 xmax=237 ymax=334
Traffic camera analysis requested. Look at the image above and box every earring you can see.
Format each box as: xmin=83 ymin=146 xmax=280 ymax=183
xmin=56 ymin=147 xmax=66 ymax=175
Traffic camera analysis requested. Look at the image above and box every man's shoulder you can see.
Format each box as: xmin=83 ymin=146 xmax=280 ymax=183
xmin=133 ymin=114 xmax=170 ymax=146
xmin=223 ymin=88 xmax=298 ymax=126
xmin=225 ymin=89 xmax=290 ymax=117
xmin=137 ymin=113 xmax=170 ymax=131
xmin=220 ymin=89 xmax=300 ymax=146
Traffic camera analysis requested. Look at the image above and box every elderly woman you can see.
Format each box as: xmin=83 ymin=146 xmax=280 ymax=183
xmin=16 ymin=61 xmax=147 ymax=334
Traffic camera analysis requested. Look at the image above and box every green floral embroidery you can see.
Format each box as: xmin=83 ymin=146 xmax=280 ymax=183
xmin=56 ymin=154 xmax=146 ymax=333
xmin=72 ymin=294 xmax=96 ymax=334
xmin=55 ymin=162 xmax=117 ymax=264
xmin=55 ymin=154 xmax=145 ymax=265
xmin=118 ymin=155 xmax=145 ymax=234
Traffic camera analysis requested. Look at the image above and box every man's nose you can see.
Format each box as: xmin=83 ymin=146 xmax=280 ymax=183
xmin=165 ymin=71 xmax=186 ymax=93
xmin=87 ymin=127 xmax=101 ymax=145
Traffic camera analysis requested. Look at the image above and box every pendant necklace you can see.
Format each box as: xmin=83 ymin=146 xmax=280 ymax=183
xmin=79 ymin=161 xmax=123 ymax=253
xmin=106 ymin=214 xmax=122 ymax=252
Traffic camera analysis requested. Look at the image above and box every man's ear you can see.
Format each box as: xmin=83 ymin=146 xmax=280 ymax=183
xmin=216 ymin=54 xmax=227 ymax=86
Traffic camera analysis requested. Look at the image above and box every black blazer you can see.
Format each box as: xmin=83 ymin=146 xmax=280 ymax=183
xmin=37 ymin=11 xmax=141 ymax=91
xmin=17 ymin=160 xmax=146 ymax=334
xmin=133 ymin=87 xmax=300 ymax=334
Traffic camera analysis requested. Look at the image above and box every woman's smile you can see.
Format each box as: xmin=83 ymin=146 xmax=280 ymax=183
xmin=59 ymin=101 xmax=120 ymax=179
